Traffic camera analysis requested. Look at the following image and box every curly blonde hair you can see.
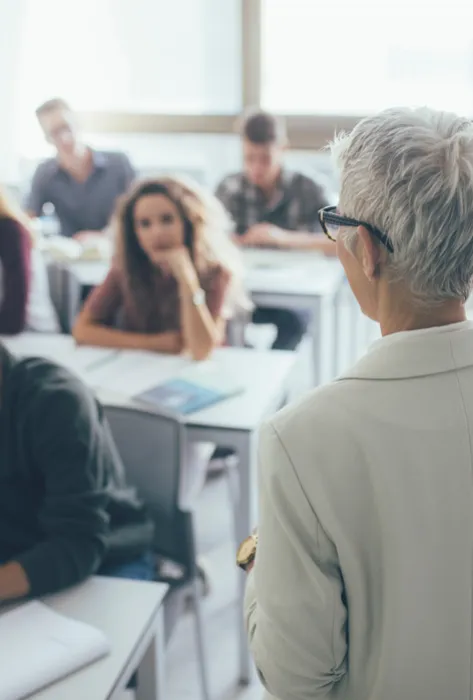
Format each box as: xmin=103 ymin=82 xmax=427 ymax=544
xmin=114 ymin=175 xmax=251 ymax=315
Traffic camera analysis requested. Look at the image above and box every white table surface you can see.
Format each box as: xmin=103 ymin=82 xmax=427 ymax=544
xmin=69 ymin=250 xmax=344 ymax=298
xmin=84 ymin=346 xmax=297 ymax=686
xmin=70 ymin=260 xmax=109 ymax=287
xmin=0 ymin=333 xmax=118 ymax=380
xmin=243 ymin=248 xmax=344 ymax=297
xmin=26 ymin=577 xmax=168 ymax=700
xmin=86 ymin=346 xmax=297 ymax=432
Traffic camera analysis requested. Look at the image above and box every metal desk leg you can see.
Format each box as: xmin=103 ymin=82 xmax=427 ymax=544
xmin=231 ymin=430 xmax=258 ymax=685
xmin=136 ymin=607 xmax=166 ymax=700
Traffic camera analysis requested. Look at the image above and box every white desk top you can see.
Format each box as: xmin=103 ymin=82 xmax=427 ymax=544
xmin=89 ymin=347 xmax=297 ymax=432
xmin=242 ymin=247 xmax=323 ymax=268
xmin=69 ymin=252 xmax=344 ymax=299
xmin=245 ymin=257 xmax=344 ymax=297
xmin=0 ymin=334 xmax=117 ymax=380
xmin=1 ymin=335 xmax=296 ymax=431
xmin=26 ymin=577 xmax=167 ymax=700
xmin=70 ymin=260 xmax=109 ymax=287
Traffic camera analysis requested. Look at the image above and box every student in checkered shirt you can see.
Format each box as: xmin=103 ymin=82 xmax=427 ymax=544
xmin=216 ymin=110 xmax=335 ymax=351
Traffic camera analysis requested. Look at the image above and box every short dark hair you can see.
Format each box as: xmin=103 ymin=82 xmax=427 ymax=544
xmin=35 ymin=97 xmax=71 ymax=119
xmin=240 ymin=109 xmax=286 ymax=145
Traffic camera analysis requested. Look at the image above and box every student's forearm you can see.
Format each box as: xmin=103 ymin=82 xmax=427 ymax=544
xmin=0 ymin=561 xmax=30 ymax=601
xmin=73 ymin=321 xmax=181 ymax=353
xmin=179 ymin=282 xmax=222 ymax=361
xmin=279 ymin=231 xmax=337 ymax=255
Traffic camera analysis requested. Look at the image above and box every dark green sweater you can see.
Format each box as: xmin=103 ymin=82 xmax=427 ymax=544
xmin=0 ymin=347 xmax=154 ymax=597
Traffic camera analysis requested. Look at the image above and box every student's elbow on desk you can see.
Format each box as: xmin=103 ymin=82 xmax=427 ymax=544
xmin=72 ymin=317 xmax=92 ymax=346
xmin=188 ymin=343 xmax=214 ymax=362
xmin=72 ymin=311 xmax=105 ymax=347
xmin=17 ymin=534 xmax=106 ymax=598
xmin=187 ymin=323 xmax=225 ymax=361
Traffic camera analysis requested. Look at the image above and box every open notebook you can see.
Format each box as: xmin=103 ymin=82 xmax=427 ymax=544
xmin=0 ymin=601 xmax=110 ymax=700
xmin=134 ymin=362 xmax=244 ymax=415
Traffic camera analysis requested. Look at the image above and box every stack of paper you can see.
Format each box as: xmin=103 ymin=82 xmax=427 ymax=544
xmin=0 ymin=601 xmax=110 ymax=700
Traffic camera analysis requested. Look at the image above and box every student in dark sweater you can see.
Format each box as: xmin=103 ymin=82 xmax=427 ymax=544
xmin=0 ymin=344 xmax=155 ymax=600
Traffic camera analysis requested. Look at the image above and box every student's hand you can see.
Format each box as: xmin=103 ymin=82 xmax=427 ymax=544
xmin=73 ymin=231 xmax=104 ymax=243
xmin=152 ymin=247 xmax=197 ymax=284
xmin=231 ymin=233 xmax=243 ymax=246
xmin=239 ymin=223 xmax=284 ymax=247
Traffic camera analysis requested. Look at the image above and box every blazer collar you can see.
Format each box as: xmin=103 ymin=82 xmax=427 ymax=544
xmin=338 ymin=321 xmax=473 ymax=381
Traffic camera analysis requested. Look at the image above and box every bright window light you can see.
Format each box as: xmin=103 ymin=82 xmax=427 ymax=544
xmin=262 ymin=0 xmax=473 ymax=116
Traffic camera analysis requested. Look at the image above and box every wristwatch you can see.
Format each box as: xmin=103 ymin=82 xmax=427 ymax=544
xmin=192 ymin=288 xmax=205 ymax=306
xmin=236 ymin=532 xmax=258 ymax=571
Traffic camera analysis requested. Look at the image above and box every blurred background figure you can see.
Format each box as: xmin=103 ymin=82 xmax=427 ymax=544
xmin=216 ymin=110 xmax=331 ymax=350
xmin=26 ymin=98 xmax=135 ymax=240
xmin=73 ymin=176 xmax=246 ymax=360
xmin=0 ymin=186 xmax=58 ymax=334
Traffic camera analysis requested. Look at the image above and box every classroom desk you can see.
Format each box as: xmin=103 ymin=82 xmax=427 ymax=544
xmin=0 ymin=333 xmax=117 ymax=382
xmin=85 ymin=346 xmax=298 ymax=685
xmin=26 ymin=577 xmax=168 ymax=700
xmin=68 ymin=251 xmax=346 ymax=385
xmin=2 ymin=336 xmax=297 ymax=685
xmin=242 ymin=250 xmax=345 ymax=384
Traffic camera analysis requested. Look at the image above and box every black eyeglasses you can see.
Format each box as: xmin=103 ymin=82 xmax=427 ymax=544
xmin=318 ymin=205 xmax=394 ymax=253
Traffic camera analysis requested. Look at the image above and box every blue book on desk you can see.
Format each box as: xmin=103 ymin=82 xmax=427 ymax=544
xmin=135 ymin=377 xmax=243 ymax=415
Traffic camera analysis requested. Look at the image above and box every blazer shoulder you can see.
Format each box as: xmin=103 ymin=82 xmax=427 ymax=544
xmin=268 ymin=378 xmax=364 ymax=459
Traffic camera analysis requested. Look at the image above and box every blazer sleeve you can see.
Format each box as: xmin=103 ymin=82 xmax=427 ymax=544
xmin=244 ymin=421 xmax=348 ymax=700
xmin=0 ymin=219 xmax=31 ymax=334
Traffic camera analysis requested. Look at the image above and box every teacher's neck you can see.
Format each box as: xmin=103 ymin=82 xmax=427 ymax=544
xmin=378 ymin=293 xmax=467 ymax=337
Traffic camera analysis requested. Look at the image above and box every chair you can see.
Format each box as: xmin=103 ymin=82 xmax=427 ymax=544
xmin=103 ymin=399 xmax=213 ymax=700
xmin=46 ymin=261 xmax=82 ymax=333
xmin=226 ymin=308 xmax=251 ymax=347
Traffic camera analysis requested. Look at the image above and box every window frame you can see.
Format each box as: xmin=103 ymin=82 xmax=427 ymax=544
xmin=75 ymin=0 xmax=366 ymax=150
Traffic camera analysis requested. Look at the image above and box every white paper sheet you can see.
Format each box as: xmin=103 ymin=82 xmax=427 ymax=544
xmin=0 ymin=601 xmax=110 ymax=700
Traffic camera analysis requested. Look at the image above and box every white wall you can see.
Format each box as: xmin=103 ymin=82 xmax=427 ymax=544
xmin=18 ymin=131 xmax=338 ymax=201
xmin=0 ymin=0 xmax=27 ymax=183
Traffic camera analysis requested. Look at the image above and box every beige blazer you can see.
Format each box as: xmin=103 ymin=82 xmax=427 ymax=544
xmin=245 ymin=321 xmax=473 ymax=700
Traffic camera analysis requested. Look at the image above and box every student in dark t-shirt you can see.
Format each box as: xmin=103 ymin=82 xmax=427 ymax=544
xmin=27 ymin=98 xmax=135 ymax=240
xmin=216 ymin=110 xmax=333 ymax=351
xmin=0 ymin=346 xmax=155 ymax=601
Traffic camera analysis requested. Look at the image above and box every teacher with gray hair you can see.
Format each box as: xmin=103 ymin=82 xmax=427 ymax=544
xmin=238 ymin=106 xmax=473 ymax=700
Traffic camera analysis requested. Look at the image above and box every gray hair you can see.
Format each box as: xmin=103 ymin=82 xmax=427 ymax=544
xmin=331 ymin=107 xmax=473 ymax=303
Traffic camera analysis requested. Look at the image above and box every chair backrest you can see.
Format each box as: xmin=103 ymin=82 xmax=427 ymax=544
xmin=103 ymin=402 xmax=197 ymax=571
xmin=226 ymin=308 xmax=251 ymax=346
xmin=46 ymin=261 xmax=82 ymax=333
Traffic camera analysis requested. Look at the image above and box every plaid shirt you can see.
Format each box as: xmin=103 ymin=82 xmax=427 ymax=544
xmin=215 ymin=169 xmax=329 ymax=236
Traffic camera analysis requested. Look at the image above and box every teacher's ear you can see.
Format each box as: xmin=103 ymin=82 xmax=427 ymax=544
xmin=358 ymin=225 xmax=382 ymax=281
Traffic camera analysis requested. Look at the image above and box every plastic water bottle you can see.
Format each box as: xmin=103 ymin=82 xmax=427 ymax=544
xmin=39 ymin=202 xmax=60 ymax=238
